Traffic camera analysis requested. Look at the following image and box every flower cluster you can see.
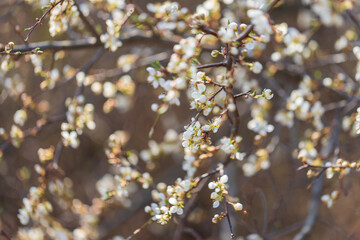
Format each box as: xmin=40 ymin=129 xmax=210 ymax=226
xmin=91 ymin=74 xmax=135 ymax=113
xmin=182 ymin=120 xmax=209 ymax=153
xmin=146 ymin=37 xmax=200 ymax=108
xmin=219 ymin=136 xmax=245 ymax=160
xmin=17 ymin=187 xmax=52 ymax=226
xmin=100 ymin=19 xmax=123 ymax=52
xmin=146 ymin=2 xmax=189 ymax=35
xmin=2 ymin=0 xmax=360 ymax=239
xmin=321 ymin=190 xmax=339 ymax=208
xmin=61 ymin=95 xmax=96 ymax=148
xmin=145 ymin=178 xmax=191 ymax=224
xmin=242 ymin=148 xmax=270 ymax=177
xmin=140 ymin=129 xmax=180 ymax=169
xmin=97 ymin=131 xmax=153 ymax=202
xmin=208 ymin=175 xmax=229 ymax=208
xmin=247 ymin=9 xmax=273 ymax=38
xmin=208 ymin=174 xmax=243 ymax=221
xmin=48 ymin=3 xmax=81 ymax=37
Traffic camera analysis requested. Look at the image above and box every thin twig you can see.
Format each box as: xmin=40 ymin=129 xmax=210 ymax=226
xmin=52 ymin=141 xmax=63 ymax=168
xmin=0 ymin=228 xmax=11 ymax=240
xmin=0 ymin=114 xmax=65 ymax=151
xmin=126 ymin=218 xmax=152 ymax=240
xmin=197 ymin=62 xmax=227 ymax=70
xmin=24 ymin=0 xmax=65 ymax=41
xmin=224 ymin=199 xmax=235 ymax=239
xmin=197 ymin=25 xmax=218 ymax=37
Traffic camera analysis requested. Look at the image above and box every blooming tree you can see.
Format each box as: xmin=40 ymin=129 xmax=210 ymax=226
xmin=1 ymin=0 xmax=360 ymax=239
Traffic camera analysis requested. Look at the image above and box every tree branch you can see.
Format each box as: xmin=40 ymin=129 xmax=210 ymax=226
xmin=72 ymin=0 xmax=101 ymax=42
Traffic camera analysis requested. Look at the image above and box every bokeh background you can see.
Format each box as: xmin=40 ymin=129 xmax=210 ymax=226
xmin=1 ymin=0 xmax=360 ymax=239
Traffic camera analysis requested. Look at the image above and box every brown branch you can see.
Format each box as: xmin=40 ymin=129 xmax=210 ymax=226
xmin=345 ymin=10 xmax=360 ymax=35
xmin=24 ymin=0 xmax=65 ymax=41
xmin=224 ymin=199 xmax=235 ymax=239
xmin=52 ymin=141 xmax=64 ymax=168
xmin=0 ymin=35 xmax=175 ymax=54
xmin=0 ymin=49 xmax=42 ymax=56
xmin=173 ymin=176 xmax=208 ymax=240
xmin=293 ymin=176 xmax=322 ymax=240
xmin=72 ymin=0 xmax=101 ymax=42
xmin=255 ymin=188 xmax=268 ymax=236
xmin=91 ymin=51 xmax=170 ymax=82
xmin=0 ymin=228 xmax=11 ymax=240
xmin=294 ymin=113 xmax=342 ymax=240
xmin=75 ymin=47 xmax=105 ymax=96
xmin=234 ymin=90 xmax=251 ymax=99
xmin=197 ymin=25 xmax=218 ymax=37
xmin=0 ymin=114 xmax=66 ymax=151
xmin=197 ymin=62 xmax=227 ymax=70
xmin=126 ymin=218 xmax=152 ymax=240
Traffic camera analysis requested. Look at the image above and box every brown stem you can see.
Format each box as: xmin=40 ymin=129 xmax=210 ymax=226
xmin=197 ymin=62 xmax=227 ymax=70
xmin=24 ymin=0 xmax=65 ymax=41
xmin=224 ymin=199 xmax=235 ymax=239
xmin=197 ymin=25 xmax=218 ymax=37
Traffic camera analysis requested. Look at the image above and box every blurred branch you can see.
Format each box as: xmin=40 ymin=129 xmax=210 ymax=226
xmin=294 ymin=113 xmax=343 ymax=240
xmin=72 ymin=0 xmax=101 ymax=42
xmin=344 ymin=10 xmax=360 ymax=35
xmin=0 ymin=228 xmax=11 ymax=240
xmin=125 ymin=218 xmax=152 ymax=240
xmin=266 ymin=222 xmax=303 ymax=239
xmin=255 ymin=188 xmax=268 ymax=237
xmin=183 ymin=227 xmax=204 ymax=240
xmin=293 ymin=176 xmax=323 ymax=240
xmin=173 ymin=176 xmax=209 ymax=240
xmin=0 ymin=35 xmax=175 ymax=53
xmin=91 ymin=51 xmax=170 ymax=82
xmin=197 ymin=62 xmax=227 ymax=70
xmin=75 ymin=47 xmax=105 ymax=96
xmin=0 ymin=114 xmax=66 ymax=152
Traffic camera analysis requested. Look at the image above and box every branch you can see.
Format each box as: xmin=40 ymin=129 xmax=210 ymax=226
xmin=0 ymin=35 xmax=175 ymax=54
xmin=0 ymin=228 xmax=11 ymax=240
xmin=345 ymin=10 xmax=360 ymax=35
xmin=0 ymin=114 xmax=65 ymax=152
xmin=24 ymin=0 xmax=65 ymax=41
xmin=126 ymin=218 xmax=152 ymax=240
xmin=255 ymin=188 xmax=268 ymax=236
xmin=234 ymin=90 xmax=251 ymax=99
xmin=224 ymin=199 xmax=235 ymax=239
xmin=173 ymin=176 xmax=208 ymax=240
xmin=197 ymin=62 xmax=227 ymax=70
xmin=294 ymin=114 xmax=342 ymax=240
xmin=293 ymin=176 xmax=322 ymax=240
xmin=72 ymin=0 xmax=101 ymax=42
xmin=197 ymin=25 xmax=218 ymax=37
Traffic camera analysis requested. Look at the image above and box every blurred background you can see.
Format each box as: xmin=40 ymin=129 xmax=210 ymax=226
xmin=1 ymin=0 xmax=360 ymax=239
